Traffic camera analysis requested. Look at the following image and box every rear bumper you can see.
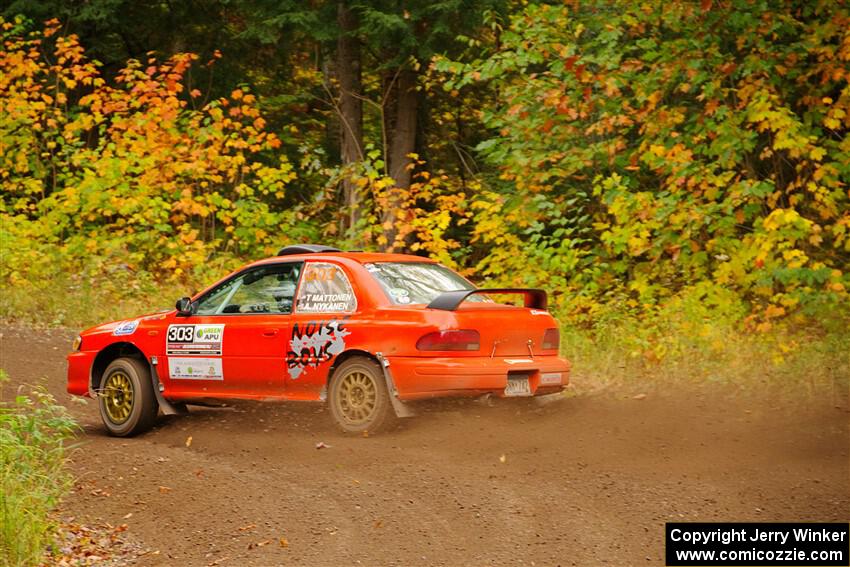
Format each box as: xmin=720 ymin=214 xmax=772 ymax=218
xmin=67 ymin=351 xmax=96 ymax=396
xmin=387 ymin=355 xmax=571 ymax=400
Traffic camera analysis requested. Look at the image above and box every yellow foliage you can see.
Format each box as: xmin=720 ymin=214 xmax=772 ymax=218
xmin=0 ymin=20 xmax=297 ymax=280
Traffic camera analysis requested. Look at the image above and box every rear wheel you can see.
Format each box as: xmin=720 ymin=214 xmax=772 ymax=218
xmin=328 ymin=357 xmax=396 ymax=434
xmin=98 ymin=357 xmax=158 ymax=437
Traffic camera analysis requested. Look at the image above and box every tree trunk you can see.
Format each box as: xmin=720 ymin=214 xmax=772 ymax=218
xmin=337 ymin=1 xmax=363 ymax=231
xmin=383 ymin=67 xmax=418 ymax=250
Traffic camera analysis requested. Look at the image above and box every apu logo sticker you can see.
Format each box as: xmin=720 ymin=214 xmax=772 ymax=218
xmin=113 ymin=320 xmax=139 ymax=336
xmin=166 ymin=324 xmax=224 ymax=355
xmin=286 ymin=319 xmax=350 ymax=379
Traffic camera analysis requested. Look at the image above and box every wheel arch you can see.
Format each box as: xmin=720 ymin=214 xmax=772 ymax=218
xmin=325 ymin=349 xmax=413 ymax=419
xmin=326 ymin=349 xmax=381 ymax=385
xmin=90 ymin=342 xmax=148 ymax=393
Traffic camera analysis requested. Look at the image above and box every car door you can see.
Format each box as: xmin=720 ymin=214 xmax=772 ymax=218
xmin=285 ymin=261 xmax=358 ymax=398
xmin=163 ymin=262 xmax=302 ymax=397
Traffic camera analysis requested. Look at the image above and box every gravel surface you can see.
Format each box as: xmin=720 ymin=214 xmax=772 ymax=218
xmin=1 ymin=325 xmax=847 ymax=566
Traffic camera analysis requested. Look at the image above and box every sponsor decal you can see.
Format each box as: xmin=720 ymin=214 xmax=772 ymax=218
xmin=113 ymin=320 xmax=140 ymax=336
xmin=166 ymin=324 xmax=224 ymax=355
xmin=390 ymin=287 xmax=411 ymax=304
xmin=539 ymin=372 xmax=562 ymax=385
xmin=286 ymin=319 xmax=351 ymax=379
xmin=504 ymin=358 xmax=534 ymax=365
xmin=296 ymin=263 xmax=356 ymax=313
xmin=297 ymin=292 xmax=355 ymax=312
xmin=168 ymin=357 xmax=223 ymax=380
xmin=304 ymin=265 xmax=336 ymax=282
xmin=530 ymin=310 xmax=549 ymax=315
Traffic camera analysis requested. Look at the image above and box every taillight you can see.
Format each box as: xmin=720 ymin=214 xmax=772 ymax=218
xmin=542 ymin=328 xmax=560 ymax=350
xmin=416 ymin=330 xmax=481 ymax=351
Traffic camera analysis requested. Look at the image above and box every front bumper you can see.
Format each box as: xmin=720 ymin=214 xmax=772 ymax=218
xmin=387 ymin=355 xmax=571 ymax=400
xmin=67 ymin=351 xmax=97 ymax=396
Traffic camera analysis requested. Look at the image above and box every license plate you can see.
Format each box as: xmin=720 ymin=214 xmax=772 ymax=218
xmin=504 ymin=377 xmax=532 ymax=397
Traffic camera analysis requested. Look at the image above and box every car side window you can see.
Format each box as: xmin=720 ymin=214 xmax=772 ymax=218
xmin=295 ymin=262 xmax=356 ymax=313
xmin=195 ymin=263 xmax=303 ymax=315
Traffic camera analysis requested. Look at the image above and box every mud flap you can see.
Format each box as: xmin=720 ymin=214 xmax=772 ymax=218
xmin=375 ymin=352 xmax=414 ymax=418
xmin=149 ymin=356 xmax=188 ymax=416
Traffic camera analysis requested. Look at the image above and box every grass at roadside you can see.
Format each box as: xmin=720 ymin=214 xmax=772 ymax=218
xmin=562 ymin=323 xmax=849 ymax=402
xmin=0 ymin=370 xmax=78 ymax=567
xmin=0 ymin=270 xmax=189 ymax=330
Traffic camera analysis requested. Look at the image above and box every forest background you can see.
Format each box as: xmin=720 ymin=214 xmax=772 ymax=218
xmin=1 ymin=0 xmax=848 ymax=390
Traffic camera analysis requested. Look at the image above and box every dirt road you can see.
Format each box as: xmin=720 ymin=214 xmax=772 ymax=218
xmin=1 ymin=325 xmax=848 ymax=566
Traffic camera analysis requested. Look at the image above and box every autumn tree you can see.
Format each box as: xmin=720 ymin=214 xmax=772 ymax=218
xmin=438 ymin=0 xmax=849 ymax=321
xmin=0 ymin=18 xmax=300 ymax=282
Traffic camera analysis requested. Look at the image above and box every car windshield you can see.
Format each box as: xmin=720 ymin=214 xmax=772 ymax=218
xmin=364 ymin=262 xmax=482 ymax=305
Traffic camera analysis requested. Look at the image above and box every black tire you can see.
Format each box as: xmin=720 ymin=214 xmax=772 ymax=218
xmin=328 ymin=357 xmax=397 ymax=434
xmin=98 ymin=357 xmax=158 ymax=437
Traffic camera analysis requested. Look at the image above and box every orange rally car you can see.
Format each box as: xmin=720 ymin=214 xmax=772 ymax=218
xmin=67 ymin=245 xmax=571 ymax=436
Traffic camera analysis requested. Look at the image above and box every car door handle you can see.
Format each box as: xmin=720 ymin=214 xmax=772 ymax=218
xmin=262 ymin=329 xmax=279 ymax=337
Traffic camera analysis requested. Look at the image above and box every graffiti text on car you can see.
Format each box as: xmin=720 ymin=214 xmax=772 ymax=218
xmin=286 ymin=319 xmax=351 ymax=379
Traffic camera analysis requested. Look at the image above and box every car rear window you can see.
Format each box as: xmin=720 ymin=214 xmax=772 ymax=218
xmin=364 ymin=262 xmax=481 ymax=305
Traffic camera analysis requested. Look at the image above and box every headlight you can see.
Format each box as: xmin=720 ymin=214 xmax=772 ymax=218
xmin=72 ymin=336 xmax=82 ymax=351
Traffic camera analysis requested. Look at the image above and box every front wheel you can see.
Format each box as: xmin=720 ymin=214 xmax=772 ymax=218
xmin=98 ymin=357 xmax=158 ymax=437
xmin=328 ymin=357 xmax=397 ymax=434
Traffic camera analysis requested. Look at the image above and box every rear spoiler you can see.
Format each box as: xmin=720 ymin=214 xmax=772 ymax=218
xmin=427 ymin=288 xmax=548 ymax=311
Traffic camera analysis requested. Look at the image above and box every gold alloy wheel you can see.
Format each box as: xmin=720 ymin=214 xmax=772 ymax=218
xmin=337 ymin=370 xmax=378 ymax=424
xmin=103 ymin=371 xmax=134 ymax=424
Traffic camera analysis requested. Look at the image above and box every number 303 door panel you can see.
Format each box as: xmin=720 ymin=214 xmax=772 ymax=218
xmin=163 ymin=317 xmax=288 ymax=396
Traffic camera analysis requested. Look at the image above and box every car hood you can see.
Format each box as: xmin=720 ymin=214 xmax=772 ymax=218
xmin=81 ymin=309 xmax=173 ymax=336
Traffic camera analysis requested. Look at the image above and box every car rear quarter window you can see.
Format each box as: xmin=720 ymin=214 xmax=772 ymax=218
xmin=295 ymin=263 xmax=357 ymax=313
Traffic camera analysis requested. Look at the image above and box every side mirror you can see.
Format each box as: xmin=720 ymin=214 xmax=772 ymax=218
xmin=175 ymin=297 xmax=194 ymax=317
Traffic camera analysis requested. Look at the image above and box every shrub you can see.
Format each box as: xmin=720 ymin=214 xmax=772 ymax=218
xmin=0 ymin=370 xmax=78 ymax=566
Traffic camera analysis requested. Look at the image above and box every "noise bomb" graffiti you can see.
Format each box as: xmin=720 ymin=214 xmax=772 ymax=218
xmin=286 ymin=319 xmax=351 ymax=379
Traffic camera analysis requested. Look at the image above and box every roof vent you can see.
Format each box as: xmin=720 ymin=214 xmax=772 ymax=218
xmin=276 ymin=244 xmax=342 ymax=256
